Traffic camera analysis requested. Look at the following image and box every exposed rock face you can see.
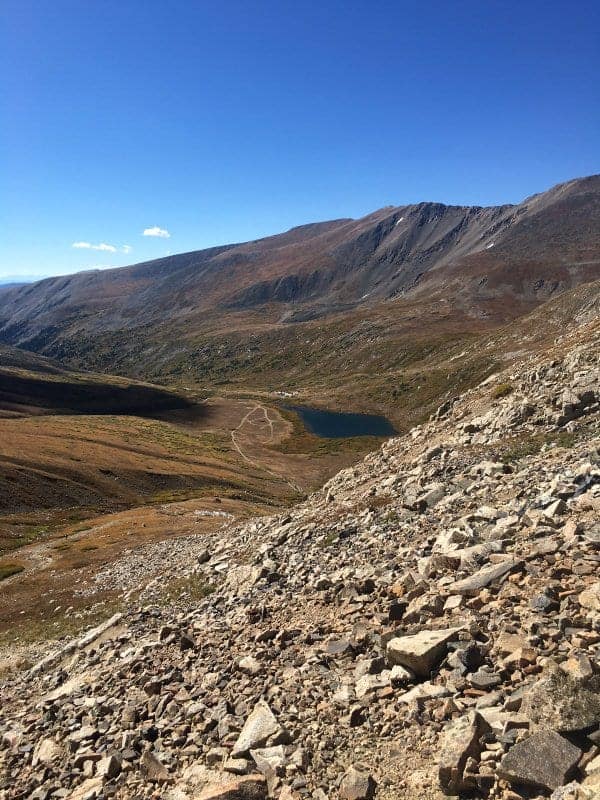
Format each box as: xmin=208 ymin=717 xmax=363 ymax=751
xmin=0 ymin=315 xmax=599 ymax=799
xmin=1 ymin=176 xmax=599 ymax=368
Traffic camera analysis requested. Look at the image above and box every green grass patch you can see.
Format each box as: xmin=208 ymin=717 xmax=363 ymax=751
xmin=0 ymin=600 xmax=124 ymax=647
xmin=499 ymin=430 xmax=581 ymax=462
xmin=552 ymin=431 xmax=579 ymax=449
xmin=319 ymin=531 xmax=339 ymax=548
xmin=162 ymin=574 xmax=216 ymax=603
xmin=492 ymin=382 xmax=514 ymax=399
xmin=501 ymin=436 xmax=544 ymax=462
xmin=0 ymin=562 xmax=24 ymax=580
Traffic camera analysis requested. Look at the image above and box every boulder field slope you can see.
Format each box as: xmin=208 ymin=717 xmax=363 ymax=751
xmin=1 ymin=297 xmax=600 ymax=800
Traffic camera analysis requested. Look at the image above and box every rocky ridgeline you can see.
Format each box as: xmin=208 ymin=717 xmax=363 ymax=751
xmin=1 ymin=320 xmax=599 ymax=800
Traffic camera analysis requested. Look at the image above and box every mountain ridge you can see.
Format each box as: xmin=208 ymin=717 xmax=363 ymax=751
xmin=0 ymin=175 xmax=597 ymax=435
xmin=1 ymin=175 xmax=599 ymax=355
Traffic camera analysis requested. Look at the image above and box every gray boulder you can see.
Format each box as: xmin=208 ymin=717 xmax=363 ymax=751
xmin=497 ymin=730 xmax=581 ymax=791
xmin=521 ymin=666 xmax=600 ymax=733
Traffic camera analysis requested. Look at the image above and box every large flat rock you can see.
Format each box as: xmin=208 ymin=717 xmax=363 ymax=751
xmin=448 ymin=558 xmax=521 ymax=597
xmin=496 ymin=731 xmax=581 ymax=791
xmin=386 ymin=627 xmax=463 ymax=677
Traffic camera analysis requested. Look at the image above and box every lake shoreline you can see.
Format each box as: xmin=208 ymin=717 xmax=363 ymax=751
xmin=281 ymin=403 xmax=396 ymax=439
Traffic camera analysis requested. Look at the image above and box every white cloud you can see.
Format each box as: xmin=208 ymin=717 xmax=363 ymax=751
xmin=143 ymin=226 xmax=170 ymax=238
xmin=121 ymin=244 xmax=133 ymax=254
xmin=72 ymin=241 xmax=117 ymax=253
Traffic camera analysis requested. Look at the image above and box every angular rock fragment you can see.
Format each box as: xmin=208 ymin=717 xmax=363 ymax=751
xmin=232 ymin=701 xmax=283 ymax=757
xmin=419 ymin=483 xmax=446 ymax=508
xmin=179 ymin=631 xmax=196 ymax=650
xmin=521 ymin=666 xmax=600 ymax=732
xmin=278 ymin=788 xmax=300 ymax=800
xmin=545 ymin=498 xmax=567 ymax=518
xmin=469 ymin=670 xmax=502 ymax=690
xmin=225 ymin=758 xmax=250 ymax=775
xmin=496 ymin=731 xmax=581 ymax=791
xmin=477 ymin=706 xmax=529 ymax=736
xmin=438 ymin=712 xmax=484 ymax=794
xmin=403 ymin=593 xmax=444 ymax=623
xmin=32 ymin=737 xmax=63 ymax=767
xmin=579 ymin=582 xmax=600 ymax=613
xmin=386 ymin=627 xmax=463 ymax=677
xmin=64 ymin=778 xmax=103 ymax=800
xmin=96 ymin=753 xmax=121 ymax=779
xmin=197 ymin=774 xmax=268 ymax=800
xmin=390 ymin=664 xmax=414 ymax=685
xmin=250 ymin=745 xmax=286 ymax=776
xmin=141 ymin=749 xmax=171 ymax=783
xmin=355 ymin=672 xmax=389 ymax=698
xmin=397 ymin=681 xmax=450 ymax=704
xmin=581 ymin=773 xmax=600 ymax=796
xmin=239 ymin=655 xmax=262 ymax=675
xmin=448 ymin=558 xmax=521 ymax=597
xmin=339 ymin=765 xmax=376 ymax=800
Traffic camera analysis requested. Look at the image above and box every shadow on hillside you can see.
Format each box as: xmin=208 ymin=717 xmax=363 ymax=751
xmin=0 ymin=372 xmax=204 ymax=419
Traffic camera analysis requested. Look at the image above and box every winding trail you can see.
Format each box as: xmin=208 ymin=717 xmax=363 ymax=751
xmin=230 ymin=403 xmax=302 ymax=494
xmin=4 ymin=404 xmax=300 ymax=588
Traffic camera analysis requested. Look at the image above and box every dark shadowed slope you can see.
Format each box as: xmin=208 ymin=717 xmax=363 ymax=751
xmin=0 ymin=345 xmax=195 ymax=418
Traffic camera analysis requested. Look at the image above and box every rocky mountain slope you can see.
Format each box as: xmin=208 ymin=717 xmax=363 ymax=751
xmin=1 ymin=285 xmax=599 ymax=800
xmin=0 ymin=176 xmax=598 ymax=376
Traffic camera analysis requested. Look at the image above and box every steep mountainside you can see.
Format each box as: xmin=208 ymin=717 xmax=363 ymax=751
xmin=1 ymin=280 xmax=598 ymax=800
xmin=0 ymin=176 xmax=598 ymax=376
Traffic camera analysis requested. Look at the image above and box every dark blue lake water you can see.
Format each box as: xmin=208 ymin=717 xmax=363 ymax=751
xmin=284 ymin=404 xmax=396 ymax=438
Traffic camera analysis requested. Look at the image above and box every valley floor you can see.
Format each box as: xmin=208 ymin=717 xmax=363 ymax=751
xmin=0 ymin=395 xmax=381 ymax=643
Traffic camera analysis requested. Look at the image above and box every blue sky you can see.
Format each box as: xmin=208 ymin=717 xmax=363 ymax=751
xmin=1 ymin=0 xmax=599 ymax=281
